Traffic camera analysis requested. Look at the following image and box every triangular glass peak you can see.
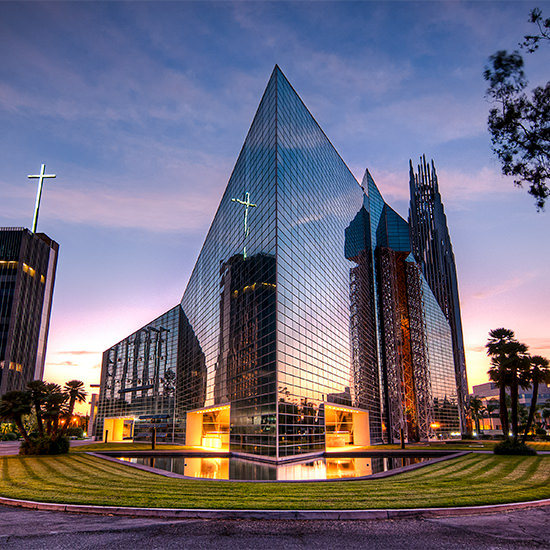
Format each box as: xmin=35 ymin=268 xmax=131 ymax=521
xmin=179 ymin=66 xmax=366 ymax=458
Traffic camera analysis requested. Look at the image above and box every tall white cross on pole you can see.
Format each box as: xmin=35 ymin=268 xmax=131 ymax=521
xmin=231 ymin=191 xmax=257 ymax=259
xmin=27 ymin=163 xmax=56 ymax=233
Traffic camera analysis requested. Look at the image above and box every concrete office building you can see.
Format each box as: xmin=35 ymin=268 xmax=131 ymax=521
xmin=0 ymin=227 xmax=58 ymax=395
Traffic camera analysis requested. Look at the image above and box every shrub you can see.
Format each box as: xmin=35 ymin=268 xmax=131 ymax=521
xmin=494 ymin=438 xmax=537 ymax=456
xmin=20 ymin=435 xmax=70 ymax=455
xmin=0 ymin=432 xmax=18 ymax=441
xmin=65 ymin=427 xmax=84 ymax=438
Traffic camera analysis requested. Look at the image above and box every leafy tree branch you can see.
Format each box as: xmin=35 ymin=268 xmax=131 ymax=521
xmin=484 ymin=8 xmax=550 ymax=210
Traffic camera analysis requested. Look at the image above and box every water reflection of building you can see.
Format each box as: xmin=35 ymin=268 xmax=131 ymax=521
xmin=96 ymin=66 xmax=463 ymax=455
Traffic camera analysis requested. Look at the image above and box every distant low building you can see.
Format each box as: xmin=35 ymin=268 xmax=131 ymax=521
xmin=471 ymin=381 xmax=550 ymax=432
xmin=0 ymin=227 xmax=58 ymax=396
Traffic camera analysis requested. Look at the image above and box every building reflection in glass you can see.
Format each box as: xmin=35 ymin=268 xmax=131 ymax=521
xmin=96 ymin=305 xmax=206 ymax=442
xmin=345 ymin=172 xmax=461 ymax=442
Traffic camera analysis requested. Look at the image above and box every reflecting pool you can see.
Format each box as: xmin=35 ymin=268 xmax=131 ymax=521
xmin=115 ymin=454 xmax=432 ymax=481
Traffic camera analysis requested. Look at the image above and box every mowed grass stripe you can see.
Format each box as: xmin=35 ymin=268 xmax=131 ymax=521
xmin=502 ymin=456 xmax=541 ymax=482
xmin=68 ymin=454 xmax=157 ymax=482
xmin=454 ymin=457 xmax=510 ymax=482
xmin=438 ymin=454 xmax=503 ymax=480
xmin=1 ymin=457 xmax=13 ymax=484
xmin=18 ymin=457 xmax=44 ymax=484
xmin=29 ymin=455 xmax=91 ymax=487
xmin=5 ymin=457 xmax=68 ymax=492
xmin=525 ymin=459 xmax=550 ymax=486
xmin=404 ymin=457 xmax=527 ymax=492
xmin=406 ymin=453 xmax=481 ymax=479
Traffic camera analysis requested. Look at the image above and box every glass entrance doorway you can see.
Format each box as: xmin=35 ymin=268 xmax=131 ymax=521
xmin=186 ymin=405 xmax=230 ymax=450
xmin=102 ymin=417 xmax=134 ymax=442
xmin=325 ymin=404 xmax=369 ymax=450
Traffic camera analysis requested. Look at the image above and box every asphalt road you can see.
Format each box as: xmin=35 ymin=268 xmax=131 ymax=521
xmin=1 ymin=504 xmax=549 ymax=549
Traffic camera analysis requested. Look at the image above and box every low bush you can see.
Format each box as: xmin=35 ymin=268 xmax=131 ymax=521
xmin=0 ymin=432 xmax=18 ymax=441
xmin=493 ymin=438 xmax=537 ymax=456
xmin=65 ymin=427 xmax=84 ymax=438
xmin=20 ymin=435 xmax=70 ymax=455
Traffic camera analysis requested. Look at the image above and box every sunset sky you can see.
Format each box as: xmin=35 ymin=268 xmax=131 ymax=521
xmin=1 ymin=1 xmax=549 ymax=414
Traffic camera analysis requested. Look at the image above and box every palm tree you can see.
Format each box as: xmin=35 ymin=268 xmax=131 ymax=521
xmin=41 ymin=383 xmax=66 ymax=435
xmin=522 ymin=355 xmax=550 ymax=444
xmin=60 ymin=380 xmax=87 ymax=436
xmin=542 ymin=404 xmax=550 ymax=430
xmin=0 ymin=391 xmax=32 ymax=444
xmin=486 ymin=328 xmax=529 ymax=441
xmin=485 ymin=400 xmax=500 ymax=430
xmin=469 ymin=396 xmax=486 ymax=435
xmin=27 ymin=380 xmax=47 ymax=437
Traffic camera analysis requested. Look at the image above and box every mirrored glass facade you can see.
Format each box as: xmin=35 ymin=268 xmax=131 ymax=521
xmin=97 ymin=66 xmax=462 ymax=457
xmin=96 ymin=305 xmax=207 ymax=442
xmin=409 ymin=157 xmax=468 ymax=430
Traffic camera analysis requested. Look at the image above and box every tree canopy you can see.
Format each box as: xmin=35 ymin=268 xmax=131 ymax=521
xmin=484 ymin=8 xmax=550 ymax=210
xmin=0 ymin=379 xmax=87 ymax=455
xmin=486 ymin=327 xmax=550 ymax=448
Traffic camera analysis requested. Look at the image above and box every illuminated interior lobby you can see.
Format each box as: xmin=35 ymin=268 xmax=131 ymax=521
xmin=96 ymin=66 xmax=464 ymax=460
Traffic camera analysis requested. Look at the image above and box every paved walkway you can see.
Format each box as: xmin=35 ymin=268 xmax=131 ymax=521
xmin=1 ymin=504 xmax=549 ymax=549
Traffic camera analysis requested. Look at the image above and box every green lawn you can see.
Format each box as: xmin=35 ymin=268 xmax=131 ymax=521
xmin=350 ymin=440 xmax=550 ymax=452
xmin=71 ymin=442 xmax=193 ymax=452
xmin=2 ymin=453 xmax=550 ymax=509
xmin=408 ymin=440 xmax=550 ymax=452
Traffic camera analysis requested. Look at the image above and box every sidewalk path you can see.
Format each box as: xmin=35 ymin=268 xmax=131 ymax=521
xmin=1 ymin=504 xmax=549 ymax=549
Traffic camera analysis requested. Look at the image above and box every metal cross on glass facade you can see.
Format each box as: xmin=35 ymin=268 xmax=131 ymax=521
xmin=27 ymin=163 xmax=56 ymax=233
xmin=231 ymin=191 xmax=256 ymax=259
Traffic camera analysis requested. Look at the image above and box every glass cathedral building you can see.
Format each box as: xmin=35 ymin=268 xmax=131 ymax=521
xmin=96 ymin=67 xmax=463 ymax=459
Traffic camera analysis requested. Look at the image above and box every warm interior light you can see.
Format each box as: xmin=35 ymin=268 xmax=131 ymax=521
xmin=193 ymin=405 xmax=230 ymax=414
xmin=0 ymin=261 xmax=18 ymax=268
xmin=202 ymin=436 xmax=222 ymax=449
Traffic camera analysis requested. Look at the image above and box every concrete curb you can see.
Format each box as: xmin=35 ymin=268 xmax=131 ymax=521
xmin=1 ymin=495 xmax=549 ymax=520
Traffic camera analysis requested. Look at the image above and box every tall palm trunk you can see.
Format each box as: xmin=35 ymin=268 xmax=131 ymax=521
xmin=59 ymin=397 xmax=76 ymax=437
xmin=33 ymin=401 xmax=44 ymax=437
xmin=510 ymin=374 xmax=519 ymax=442
xmin=14 ymin=416 xmax=31 ymax=444
xmin=523 ymin=379 xmax=539 ymax=444
xmin=499 ymin=377 xmax=509 ymax=437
